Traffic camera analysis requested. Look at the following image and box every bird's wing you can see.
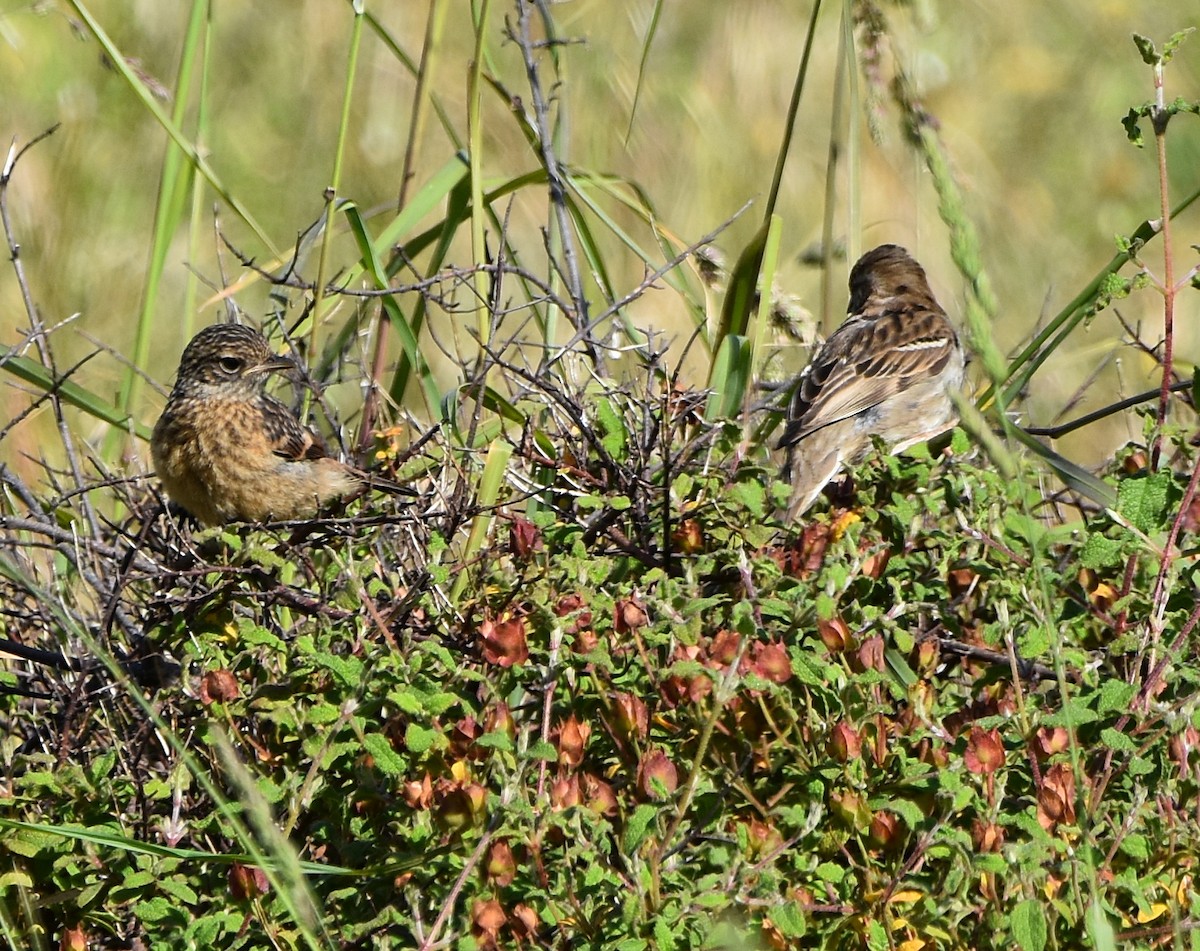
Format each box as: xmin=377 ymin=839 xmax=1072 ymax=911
xmin=778 ymin=306 xmax=958 ymax=448
xmin=260 ymin=395 xmax=331 ymax=462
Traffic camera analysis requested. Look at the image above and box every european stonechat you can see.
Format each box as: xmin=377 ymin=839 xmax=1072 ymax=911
xmin=777 ymin=244 xmax=965 ymax=518
xmin=151 ymin=324 xmax=385 ymax=525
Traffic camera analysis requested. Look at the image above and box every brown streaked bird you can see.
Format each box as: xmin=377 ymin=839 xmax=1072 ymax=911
xmin=151 ymin=324 xmax=385 ymax=525
xmin=776 ymin=244 xmax=965 ymax=519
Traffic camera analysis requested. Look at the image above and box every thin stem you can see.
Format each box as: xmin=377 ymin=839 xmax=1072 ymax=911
xmin=1150 ymin=59 xmax=1175 ymax=469
xmin=819 ymin=8 xmax=848 ymax=335
xmin=418 ymin=829 xmax=495 ymax=951
xmin=1143 ymin=437 xmax=1200 ymax=665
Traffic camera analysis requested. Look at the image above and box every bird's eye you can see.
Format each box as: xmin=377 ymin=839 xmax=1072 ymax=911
xmin=218 ymin=355 xmax=244 ymax=374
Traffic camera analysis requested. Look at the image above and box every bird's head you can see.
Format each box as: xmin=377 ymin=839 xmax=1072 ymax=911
xmin=170 ymin=324 xmax=294 ymax=398
xmin=846 ymin=244 xmax=933 ymax=314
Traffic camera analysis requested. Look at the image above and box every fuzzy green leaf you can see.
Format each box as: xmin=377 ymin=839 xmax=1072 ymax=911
xmin=1117 ymin=472 xmax=1173 ymax=534
xmin=1099 ymin=728 xmax=1136 ymax=751
xmin=1096 ymin=680 xmax=1136 ymax=713
xmin=1132 ymin=33 xmax=1158 ymax=65
xmin=401 ymin=724 xmax=441 ymax=757
xmin=1079 ymin=533 xmax=1124 ymax=569
xmin=1011 ymin=899 xmax=1048 ymax=951
xmin=622 ymin=804 xmax=659 ymax=853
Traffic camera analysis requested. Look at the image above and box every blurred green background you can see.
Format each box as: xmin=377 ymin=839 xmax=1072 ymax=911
xmin=0 ymin=0 xmax=1197 ymax=482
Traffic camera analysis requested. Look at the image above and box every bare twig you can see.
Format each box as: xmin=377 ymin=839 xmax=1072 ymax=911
xmin=511 ymin=1 xmax=598 ymax=368
xmin=1024 ymin=380 xmax=1193 ymax=439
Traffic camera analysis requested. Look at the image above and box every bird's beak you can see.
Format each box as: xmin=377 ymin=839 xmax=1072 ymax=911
xmin=252 ymin=356 xmax=298 ymax=378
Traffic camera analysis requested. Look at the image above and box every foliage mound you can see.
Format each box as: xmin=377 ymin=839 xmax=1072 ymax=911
xmin=3 ymin=362 xmax=1200 ymax=948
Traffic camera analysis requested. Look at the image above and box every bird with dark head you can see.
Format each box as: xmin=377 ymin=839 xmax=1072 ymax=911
xmin=777 ymin=244 xmax=965 ymax=519
xmin=151 ymin=324 xmax=376 ymax=525
xmin=167 ymin=323 xmax=293 ymax=399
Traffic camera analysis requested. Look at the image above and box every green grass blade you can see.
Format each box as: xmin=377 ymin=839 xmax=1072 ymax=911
xmin=625 ymin=0 xmax=665 ymax=144
xmin=1 ymin=354 xmax=152 ymax=441
xmin=384 ymin=151 xmax=471 ymax=250
xmin=397 ymin=0 xmax=451 ymax=207
xmin=1006 ymin=421 xmax=1118 ymax=509
xmin=988 ymin=181 xmax=1200 ymax=410
xmin=64 ymin=0 xmax=277 ymax=255
xmin=343 ymin=203 xmax=442 ymax=415
xmin=0 ymin=818 xmax=363 ymax=875
xmin=307 ymin=2 xmax=367 ymax=360
xmin=714 ymin=219 xmax=769 ymax=360
xmin=450 ymin=438 xmax=512 ymax=603
xmin=704 ymin=334 xmax=751 ymax=421
xmin=748 ymin=214 xmax=783 ymax=405
xmin=765 ymin=0 xmax=825 ymax=216
xmin=112 ymin=0 xmax=209 ymax=444
xmin=386 ymin=176 xmax=471 ymax=411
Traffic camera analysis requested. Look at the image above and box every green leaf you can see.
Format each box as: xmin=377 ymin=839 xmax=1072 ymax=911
xmin=790 ymin=652 xmax=827 ymax=687
xmin=814 ymin=861 xmax=846 ymax=884
xmin=704 ymin=333 xmax=751 ymax=421
xmin=158 ymin=877 xmax=199 ymax=906
xmin=975 ymin=853 xmax=1008 ymax=873
xmin=1017 ymin=626 xmax=1050 ymax=660
xmin=451 ymin=439 xmax=513 ymax=603
xmin=1099 ymin=728 xmax=1135 ymax=751
xmin=1011 ymin=898 xmax=1048 ymax=951
xmin=304 ymin=703 xmax=341 ymax=727
xmin=134 ymin=896 xmax=180 ymax=923
xmin=526 ymin=740 xmax=558 ymax=762
xmin=1119 ymin=833 xmax=1150 ymax=861
xmin=402 ymin=724 xmax=441 ymax=757
xmin=1127 ymin=756 xmax=1156 ymax=777
xmin=364 ymin=732 xmax=408 ymax=776
xmin=595 ymin=398 xmax=628 ymax=458
xmin=1008 ymin=425 xmax=1117 ymax=508
xmin=1162 ymin=28 xmax=1195 ymax=64
xmin=186 ymin=914 xmax=239 ymax=945
xmin=1043 ymin=699 xmax=1099 ymax=728
xmin=243 ymin=544 xmax=286 ymax=571
xmin=1079 ymin=533 xmax=1124 ymax=570
xmin=770 ymin=902 xmax=807 ymax=938
xmin=1132 ymin=33 xmax=1158 ymax=65
xmin=653 ymin=916 xmax=676 ymax=951
xmin=239 ymin=622 xmax=284 ymax=649
xmin=309 ymin=652 xmax=363 ymax=688
xmin=1096 ymin=680 xmax=1136 ymax=713
xmin=625 ymin=0 xmax=664 ymax=141
xmin=1085 ymin=900 xmax=1117 ymax=951
xmin=388 ymin=689 xmax=427 ymax=716
xmin=343 ymin=200 xmax=442 ymax=413
xmin=1118 ymin=471 xmax=1173 ymax=534
xmin=0 ymin=824 xmax=61 ymax=858
xmin=474 ymin=731 xmax=513 ymax=752
xmin=118 ymin=871 xmax=157 ymax=893
xmin=622 ymin=803 xmax=659 ymax=853
xmin=424 ymin=692 xmax=462 ymax=716
xmin=729 ymin=479 xmax=767 ymax=517
xmin=714 ymin=221 xmax=768 ymax=349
